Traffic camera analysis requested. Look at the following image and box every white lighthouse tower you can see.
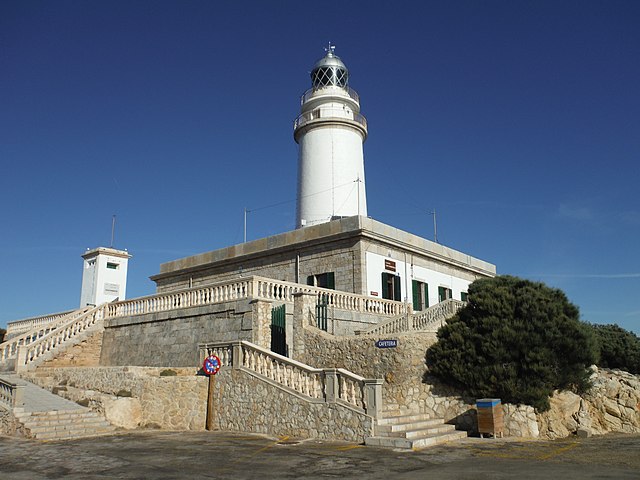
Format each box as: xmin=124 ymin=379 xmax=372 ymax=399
xmin=294 ymin=45 xmax=368 ymax=228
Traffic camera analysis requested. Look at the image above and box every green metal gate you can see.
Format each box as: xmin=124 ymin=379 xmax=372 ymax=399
xmin=270 ymin=304 xmax=287 ymax=356
xmin=316 ymin=294 xmax=329 ymax=331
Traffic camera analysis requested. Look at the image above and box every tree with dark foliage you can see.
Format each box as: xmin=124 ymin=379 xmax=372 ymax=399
xmin=590 ymin=323 xmax=640 ymax=374
xmin=426 ymin=276 xmax=598 ymax=411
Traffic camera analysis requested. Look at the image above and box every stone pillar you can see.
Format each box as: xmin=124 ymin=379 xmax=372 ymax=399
xmin=250 ymin=299 xmax=273 ymax=349
xmin=292 ymin=292 xmax=316 ymax=361
xmin=363 ymin=378 xmax=384 ymax=420
xmin=15 ymin=345 xmax=27 ymax=373
xmin=12 ymin=385 xmax=25 ymax=408
xmin=324 ymin=369 xmax=339 ymax=403
xmin=231 ymin=341 xmax=243 ymax=369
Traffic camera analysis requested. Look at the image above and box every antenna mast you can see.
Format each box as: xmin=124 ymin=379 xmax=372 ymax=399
xmin=110 ymin=215 xmax=116 ymax=248
xmin=430 ymin=209 xmax=438 ymax=243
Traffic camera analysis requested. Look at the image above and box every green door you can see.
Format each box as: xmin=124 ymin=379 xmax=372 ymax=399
xmin=270 ymin=305 xmax=287 ymax=356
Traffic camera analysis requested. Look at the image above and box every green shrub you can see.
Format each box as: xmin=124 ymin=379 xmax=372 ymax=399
xmin=590 ymin=324 xmax=640 ymax=374
xmin=425 ymin=276 xmax=598 ymax=411
xmin=160 ymin=369 xmax=177 ymax=377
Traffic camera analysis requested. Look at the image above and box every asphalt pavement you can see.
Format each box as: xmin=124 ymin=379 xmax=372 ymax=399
xmin=1 ymin=430 xmax=638 ymax=479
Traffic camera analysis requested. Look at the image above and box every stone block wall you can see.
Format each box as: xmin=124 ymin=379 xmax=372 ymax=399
xmin=100 ymin=301 xmax=256 ymax=367
xmin=23 ymin=367 xmax=207 ymax=430
xmin=213 ymin=368 xmax=374 ymax=442
xmin=23 ymin=365 xmax=373 ymax=442
xmin=155 ymin=238 xmax=362 ymax=296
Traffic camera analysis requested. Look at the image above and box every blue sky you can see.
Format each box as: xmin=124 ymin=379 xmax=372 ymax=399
xmin=1 ymin=1 xmax=639 ymax=334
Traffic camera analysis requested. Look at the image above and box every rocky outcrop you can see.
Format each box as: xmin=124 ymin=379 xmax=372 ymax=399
xmin=535 ymin=368 xmax=640 ymax=439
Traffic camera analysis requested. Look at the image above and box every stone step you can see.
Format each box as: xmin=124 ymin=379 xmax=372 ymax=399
xmin=379 ymin=423 xmax=458 ymax=439
xmin=365 ymin=430 xmax=467 ymax=450
xmin=377 ymin=412 xmax=434 ymax=425
xmin=34 ymin=426 xmax=116 ymax=441
xmin=23 ymin=418 xmax=112 ymax=432
xmin=376 ymin=417 xmax=446 ymax=433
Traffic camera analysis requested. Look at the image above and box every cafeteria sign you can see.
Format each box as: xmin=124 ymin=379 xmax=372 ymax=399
xmin=375 ymin=339 xmax=398 ymax=349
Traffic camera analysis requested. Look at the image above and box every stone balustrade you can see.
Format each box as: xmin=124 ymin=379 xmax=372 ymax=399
xmin=5 ymin=310 xmax=77 ymax=338
xmin=357 ymin=299 xmax=465 ymax=336
xmin=411 ymin=299 xmax=465 ymax=330
xmin=105 ymin=276 xmax=407 ymax=322
xmin=201 ymin=340 xmax=382 ymax=417
xmin=1 ymin=307 xmax=90 ymax=363
xmin=0 ymin=378 xmax=24 ymax=409
xmin=15 ymin=305 xmax=106 ymax=371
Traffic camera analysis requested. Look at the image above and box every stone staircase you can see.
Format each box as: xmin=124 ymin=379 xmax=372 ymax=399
xmin=365 ymin=411 xmax=467 ymax=450
xmin=1 ymin=374 xmax=116 ymax=441
xmin=14 ymin=408 xmax=116 ymax=441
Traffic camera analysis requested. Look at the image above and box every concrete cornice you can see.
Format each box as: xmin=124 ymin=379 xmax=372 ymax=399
xmin=151 ymin=216 xmax=495 ymax=282
xmin=82 ymin=247 xmax=132 ymax=260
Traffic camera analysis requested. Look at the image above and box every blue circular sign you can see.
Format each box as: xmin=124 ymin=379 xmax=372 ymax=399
xmin=203 ymin=354 xmax=221 ymax=375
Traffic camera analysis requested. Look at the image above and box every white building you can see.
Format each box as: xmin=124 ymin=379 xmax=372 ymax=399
xmin=295 ymin=45 xmax=368 ymax=228
xmin=80 ymin=247 xmax=131 ymax=307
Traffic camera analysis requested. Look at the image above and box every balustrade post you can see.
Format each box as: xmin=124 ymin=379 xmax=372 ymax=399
xmin=12 ymin=384 xmax=25 ymax=408
xmin=292 ymin=292 xmax=316 ymax=361
xmin=363 ymin=378 xmax=383 ymax=419
xmin=15 ymin=345 xmax=27 ymax=372
xmin=249 ymin=299 xmax=273 ymax=349
xmin=231 ymin=341 xmax=243 ymax=369
xmin=324 ymin=369 xmax=338 ymax=403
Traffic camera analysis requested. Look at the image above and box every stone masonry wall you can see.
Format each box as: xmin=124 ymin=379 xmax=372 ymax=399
xmin=214 ymin=368 xmax=374 ymax=442
xmin=155 ymin=238 xmax=362 ymax=296
xmin=100 ymin=301 xmax=255 ymax=367
xmin=23 ymin=367 xmax=207 ymax=430
xmin=23 ymin=365 xmax=373 ymax=442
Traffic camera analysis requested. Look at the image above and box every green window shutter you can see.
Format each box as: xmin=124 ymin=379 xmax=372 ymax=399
xmin=461 ymin=292 xmax=468 ymax=302
xmin=326 ymin=272 xmax=335 ymax=290
xmin=393 ymin=275 xmax=402 ymax=302
xmin=381 ymin=273 xmax=390 ymax=299
xmin=412 ymin=280 xmax=419 ymax=311
xmin=424 ymin=283 xmax=429 ymax=308
xmin=307 ymin=275 xmax=314 ymax=286
xmin=438 ymin=286 xmax=445 ymax=302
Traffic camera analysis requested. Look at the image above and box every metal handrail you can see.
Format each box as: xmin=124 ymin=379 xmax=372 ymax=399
xmin=294 ymin=109 xmax=367 ymax=131
xmin=300 ymin=86 xmax=360 ymax=105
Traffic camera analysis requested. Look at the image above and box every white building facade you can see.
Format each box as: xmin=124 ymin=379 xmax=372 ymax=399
xmin=295 ymin=46 xmax=368 ymax=228
xmin=80 ymin=247 xmax=131 ymax=307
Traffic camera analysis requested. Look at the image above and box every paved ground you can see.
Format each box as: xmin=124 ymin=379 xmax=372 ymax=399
xmin=1 ymin=430 xmax=638 ymax=479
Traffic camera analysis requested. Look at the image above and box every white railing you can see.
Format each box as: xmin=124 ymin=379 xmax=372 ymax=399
xmin=252 ymin=277 xmax=408 ymax=317
xmin=357 ymin=299 xmax=465 ymax=336
xmin=337 ymin=368 xmax=366 ymax=409
xmin=411 ymin=299 xmax=465 ymax=330
xmin=106 ymin=279 xmax=253 ymax=318
xmin=0 ymin=378 xmax=24 ymax=409
xmin=294 ymin=109 xmax=367 ymax=131
xmin=103 ymin=276 xmax=407 ymax=322
xmin=5 ymin=309 xmax=78 ymax=338
xmin=17 ymin=304 xmax=107 ymax=371
xmin=0 ymin=307 xmax=90 ymax=363
xmin=201 ymin=340 xmax=381 ymax=415
xmin=239 ymin=341 xmax=325 ymax=400
xmin=300 ymin=86 xmax=360 ymax=105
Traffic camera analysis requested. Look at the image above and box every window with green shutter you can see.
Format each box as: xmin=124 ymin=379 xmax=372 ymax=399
xmin=461 ymin=292 xmax=468 ymax=302
xmin=382 ymin=272 xmax=401 ymax=301
xmin=308 ymin=272 xmax=335 ymax=289
xmin=438 ymin=286 xmax=452 ymax=302
xmin=412 ymin=280 xmax=429 ymax=311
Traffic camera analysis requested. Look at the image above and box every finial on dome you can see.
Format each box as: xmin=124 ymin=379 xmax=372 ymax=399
xmin=325 ymin=42 xmax=336 ymax=57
